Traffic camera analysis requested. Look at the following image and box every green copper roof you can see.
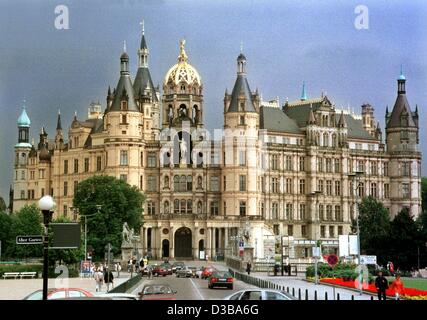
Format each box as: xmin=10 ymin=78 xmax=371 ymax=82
xmin=17 ymin=106 xmax=31 ymax=127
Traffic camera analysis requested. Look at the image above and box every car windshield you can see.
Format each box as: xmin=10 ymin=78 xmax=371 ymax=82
xmin=142 ymin=285 xmax=173 ymax=295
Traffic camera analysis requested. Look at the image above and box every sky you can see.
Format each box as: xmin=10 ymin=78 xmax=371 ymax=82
xmin=0 ymin=0 xmax=426 ymax=202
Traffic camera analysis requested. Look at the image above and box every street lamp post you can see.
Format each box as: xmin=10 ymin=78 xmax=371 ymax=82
xmin=38 ymin=195 xmax=55 ymax=301
xmin=348 ymin=170 xmax=364 ymax=295
xmin=311 ymin=190 xmax=322 ymax=285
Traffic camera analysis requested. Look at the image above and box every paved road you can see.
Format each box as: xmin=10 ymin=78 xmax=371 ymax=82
xmin=132 ymin=273 xmax=257 ymax=300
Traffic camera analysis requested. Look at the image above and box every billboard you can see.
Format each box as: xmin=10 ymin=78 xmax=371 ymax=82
xmin=338 ymin=235 xmax=349 ymax=257
xmin=348 ymin=235 xmax=359 ymax=255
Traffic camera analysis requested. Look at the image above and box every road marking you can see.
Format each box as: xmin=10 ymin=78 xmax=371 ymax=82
xmin=190 ymin=278 xmax=205 ymax=300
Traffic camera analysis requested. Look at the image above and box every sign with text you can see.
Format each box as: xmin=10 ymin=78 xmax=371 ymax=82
xmin=360 ymin=255 xmax=377 ymax=265
xmin=16 ymin=235 xmax=42 ymax=245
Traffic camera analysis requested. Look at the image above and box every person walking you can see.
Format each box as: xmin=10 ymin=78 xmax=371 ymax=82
xmin=104 ymin=267 xmax=114 ymax=292
xmin=116 ymin=262 xmax=121 ymax=278
xmin=246 ymin=262 xmax=252 ymax=275
xmin=389 ymin=275 xmax=405 ymax=300
xmin=94 ymin=268 xmax=104 ymax=292
xmin=375 ymin=271 xmax=389 ymax=300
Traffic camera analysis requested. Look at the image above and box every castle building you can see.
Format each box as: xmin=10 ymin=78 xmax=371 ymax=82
xmin=12 ymin=28 xmax=421 ymax=260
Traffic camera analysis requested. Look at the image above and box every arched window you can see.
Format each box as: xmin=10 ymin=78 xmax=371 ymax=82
xmin=332 ymin=134 xmax=337 ymax=147
xmin=323 ymin=133 xmax=329 ymax=147
xmin=187 ymin=200 xmax=192 ymax=214
xmin=187 ymin=175 xmax=192 ymax=191
xmin=180 ymin=199 xmax=186 ymax=214
xmin=164 ymin=175 xmax=169 ymax=189
xmin=180 ymin=175 xmax=186 ymax=191
xmin=174 ymin=199 xmax=180 ymax=214
xmin=174 ymin=175 xmax=179 ymax=191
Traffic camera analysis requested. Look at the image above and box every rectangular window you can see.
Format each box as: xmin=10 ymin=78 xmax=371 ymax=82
xmin=299 ymin=157 xmax=305 ymax=171
xmin=223 ymin=201 xmax=227 ymax=215
xmin=271 ymin=177 xmax=279 ymax=193
xmin=321 ymin=226 xmax=326 ymax=238
xmin=335 ymin=205 xmax=341 ymax=221
xmin=96 ymin=156 xmax=102 ymax=171
xmin=64 ymin=160 xmax=68 ymax=174
xmin=370 ymin=183 xmax=377 ymax=197
xmin=73 ymin=181 xmax=78 ymax=195
xmin=384 ymin=183 xmax=390 ymax=199
xmin=357 ymin=160 xmax=365 ymax=173
xmin=119 ymin=174 xmax=127 ymax=182
xmin=301 ymin=225 xmax=307 ymax=237
xmin=338 ymin=226 xmax=343 ymax=236
xmin=285 ymin=203 xmax=293 ymax=220
xmin=84 ymin=158 xmax=89 ymax=172
xmin=210 ymin=176 xmax=219 ymax=192
xmin=239 ymin=150 xmax=246 ymax=166
xmin=288 ymin=225 xmax=293 ymax=236
xmin=299 ymin=179 xmax=305 ymax=194
xmin=318 ymin=180 xmax=324 ymax=193
xmin=334 ymin=159 xmax=341 ymax=173
xmin=140 ymin=175 xmax=143 ymax=190
xmin=273 ymin=225 xmax=280 ymax=236
xmin=285 ymin=178 xmax=292 ymax=194
xmin=272 ymin=203 xmax=279 ymax=219
xmin=148 ymin=152 xmax=156 ymax=167
xmin=402 ymin=162 xmax=410 ymax=177
xmin=371 ymin=162 xmax=378 ymax=176
xmin=239 ymin=175 xmax=247 ymax=192
xmin=20 ymin=190 xmax=25 ymax=199
xmin=147 ymin=202 xmax=156 ymax=215
xmin=334 ymin=181 xmax=341 ymax=196
xmin=260 ymin=202 xmax=265 ymax=218
xmin=317 ymin=158 xmax=323 ymax=172
xmin=402 ymin=183 xmax=410 ymax=199
xmin=63 ymin=205 xmax=68 ymax=218
xmin=30 ymin=171 xmax=35 ymax=180
xmin=223 ymin=176 xmax=227 ymax=191
xmin=326 ymin=205 xmax=333 ymax=221
xmin=41 ymin=188 xmax=45 ymax=197
xmin=319 ymin=204 xmax=324 ymax=221
xmin=299 ymin=204 xmax=306 ymax=220
xmin=210 ymin=201 xmax=219 ymax=215
xmin=329 ymin=226 xmax=335 ymax=238
xmin=358 ymin=182 xmax=365 ymax=197
xmin=326 ymin=158 xmax=332 ymax=173
xmin=64 ymin=181 xmax=68 ymax=196
xmin=74 ymin=159 xmax=79 ymax=173
xmin=239 ymin=201 xmax=246 ymax=216
xmin=326 ymin=180 xmax=332 ymax=196
xmin=148 ymin=176 xmax=156 ymax=191
xmin=285 ymin=156 xmax=292 ymax=171
xmin=120 ymin=151 xmax=128 ymax=166
xmin=271 ymin=154 xmax=279 ymax=170
xmin=261 ymin=176 xmax=266 ymax=193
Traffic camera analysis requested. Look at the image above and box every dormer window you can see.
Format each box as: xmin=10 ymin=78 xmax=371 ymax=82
xmin=181 ymin=85 xmax=186 ymax=93
xmin=239 ymin=102 xmax=245 ymax=112
xmin=121 ymin=101 xmax=128 ymax=110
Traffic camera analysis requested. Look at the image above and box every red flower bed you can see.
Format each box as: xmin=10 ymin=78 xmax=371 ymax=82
xmin=320 ymin=278 xmax=427 ymax=297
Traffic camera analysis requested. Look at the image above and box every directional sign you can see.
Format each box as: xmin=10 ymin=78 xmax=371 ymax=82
xmin=327 ymin=254 xmax=339 ymax=266
xmin=16 ymin=235 xmax=43 ymax=245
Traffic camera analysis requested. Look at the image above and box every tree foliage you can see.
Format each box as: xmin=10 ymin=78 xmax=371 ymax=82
xmin=0 ymin=211 xmax=13 ymax=257
xmin=5 ymin=204 xmax=43 ymax=259
xmin=73 ymin=175 xmax=145 ymax=260
xmin=0 ymin=196 xmax=6 ymax=212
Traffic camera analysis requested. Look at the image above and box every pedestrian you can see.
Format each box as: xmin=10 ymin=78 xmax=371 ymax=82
xmin=104 ymin=267 xmax=114 ymax=291
xmin=94 ymin=268 xmax=104 ymax=292
xmin=389 ymin=275 xmax=405 ymax=300
xmin=375 ymin=271 xmax=389 ymax=300
xmin=246 ymin=261 xmax=252 ymax=275
xmin=116 ymin=262 xmax=121 ymax=278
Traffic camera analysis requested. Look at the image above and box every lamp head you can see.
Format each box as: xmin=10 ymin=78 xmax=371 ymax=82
xmin=38 ymin=195 xmax=55 ymax=211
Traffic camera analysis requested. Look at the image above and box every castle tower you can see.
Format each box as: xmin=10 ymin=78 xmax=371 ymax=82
xmin=54 ymin=110 xmax=64 ymax=150
xmin=385 ymin=68 xmax=421 ymax=218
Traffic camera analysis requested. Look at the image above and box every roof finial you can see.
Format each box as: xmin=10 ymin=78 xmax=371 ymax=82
xmin=123 ymin=40 xmax=127 ymax=52
xmin=301 ymin=81 xmax=307 ymax=101
xmin=140 ymin=20 xmax=145 ymax=35
xmin=178 ymin=39 xmax=188 ymax=63
xmin=240 ymin=41 xmax=243 ymax=53
xmin=398 ymin=64 xmax=406 ymax=80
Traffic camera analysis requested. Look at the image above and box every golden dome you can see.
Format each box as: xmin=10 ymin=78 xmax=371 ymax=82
xmin=164 ymin=39 xmax=201 ymax=86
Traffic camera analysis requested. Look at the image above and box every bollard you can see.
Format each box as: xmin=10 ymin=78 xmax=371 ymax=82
xmin=337 ymin=293 xmax=340 ymax=300
xmin=314 ymin=290 xmax=317 ymax=300
xmin=325 ymin=292 xmax=328 ymax=300
xmin=298 ymin=288 xmax=301 ymax=300
xmin=292 ymin=287 xmax=295 ymax=297
xmin=351 ymin=295 xmax=354 ymax=300
xmin=305 ymin=289 xmax=308 ymax=300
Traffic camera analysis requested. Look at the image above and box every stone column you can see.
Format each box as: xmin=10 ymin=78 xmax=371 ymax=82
xmin=156 ymin=227 xmax=162 ymax=259
xmin=207 ymin=227 xmax=212 ymax=258
xmin=212 ymin=227 xmax=216 ymax=258
xmin=169 ymin=226 xmax=174 ymax=259
xmin=193 ymin=227 xmax=199 ymax=259
xmin=224 ymin=227 xmax=229 ymax=256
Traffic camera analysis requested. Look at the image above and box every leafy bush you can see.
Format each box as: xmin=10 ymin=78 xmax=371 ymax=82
xmin=0 ymin=264 xmax=79 ymax=278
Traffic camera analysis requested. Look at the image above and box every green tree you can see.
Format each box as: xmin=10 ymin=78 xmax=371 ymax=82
xmin=73 ymin=175 xmax=145 ymax=260
xmin=389 ymin=208 xmax=422 ymax=270
xmin=0 ymin=211 xmax=12 ymax=258
xmin=5 ymin=204 xmax=43 ymax=259
xmin=48 ymin=215 xmax=84 ymax=266
xmin=352 ymin=196 xmax=391 ymax=265
xmin=0 ymin=196 xmax=6 ymax=212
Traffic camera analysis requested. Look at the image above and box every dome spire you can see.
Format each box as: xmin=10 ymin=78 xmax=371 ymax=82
xmin=300 ymin=81 xmax=307 ymax=101
xmin=17 ymin=102 xmax=31 ymax=127
xmin=178 ymin=39 xmax=188 ymax=63
xmin=140 ymin=20 xmax=145 ymax=35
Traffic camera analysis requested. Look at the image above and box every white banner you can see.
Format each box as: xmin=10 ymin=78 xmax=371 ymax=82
xmin=349 ymin=235 xmax=359 ymax=255
xmin=339 ymin=235 xmax=349 ymax=257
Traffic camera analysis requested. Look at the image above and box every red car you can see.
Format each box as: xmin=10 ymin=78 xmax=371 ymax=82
xmin=23 ymin=288 xmax=93 ymax=300
xmin=139 ymin=285 xmax=177 ymax=300
xmin=152 ymin=265 xmax=168 ymax=277
xmin=201 ymin=266 xmax=216 ymax=279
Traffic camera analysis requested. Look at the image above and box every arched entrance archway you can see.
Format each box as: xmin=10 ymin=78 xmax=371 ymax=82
xmin=174 ymin=227 xmax=192 ymax=258
xmin=162 ymin=239 xmax=170 ymax=258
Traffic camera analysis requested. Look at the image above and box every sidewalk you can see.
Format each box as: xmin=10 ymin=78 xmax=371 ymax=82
xmin=0 ymin=271 xmax=133 ymax=300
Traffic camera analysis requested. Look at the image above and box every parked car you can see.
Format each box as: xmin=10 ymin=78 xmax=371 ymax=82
xmin=161 ymin=263 xmax=173 ymax=275
xmin=152 ymin=265 xmax=168 ymax=277
xmin=138 ymin=284 xmax=177 ymax=300
xmin=176 ymin=266 xmax=194 ymax=278
xmin=94 ymin=293 xmax=139 ymax=300
xmin=195 ymin=267 xmax=204 ymax=278
xmin=172 ymin=261 xmax=185 ymax=273
xmin=208 ymin=271 xmax=234 ymax=289
xmin=223 ymin=289 xmax=294 ymax=300
xmin=201 ymin=266 xmax=216 ymax=279
xmin=23 ymin=288 xmax=93 ymax=300
xmin=188 ymin=266 xmax=198 ymax=277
